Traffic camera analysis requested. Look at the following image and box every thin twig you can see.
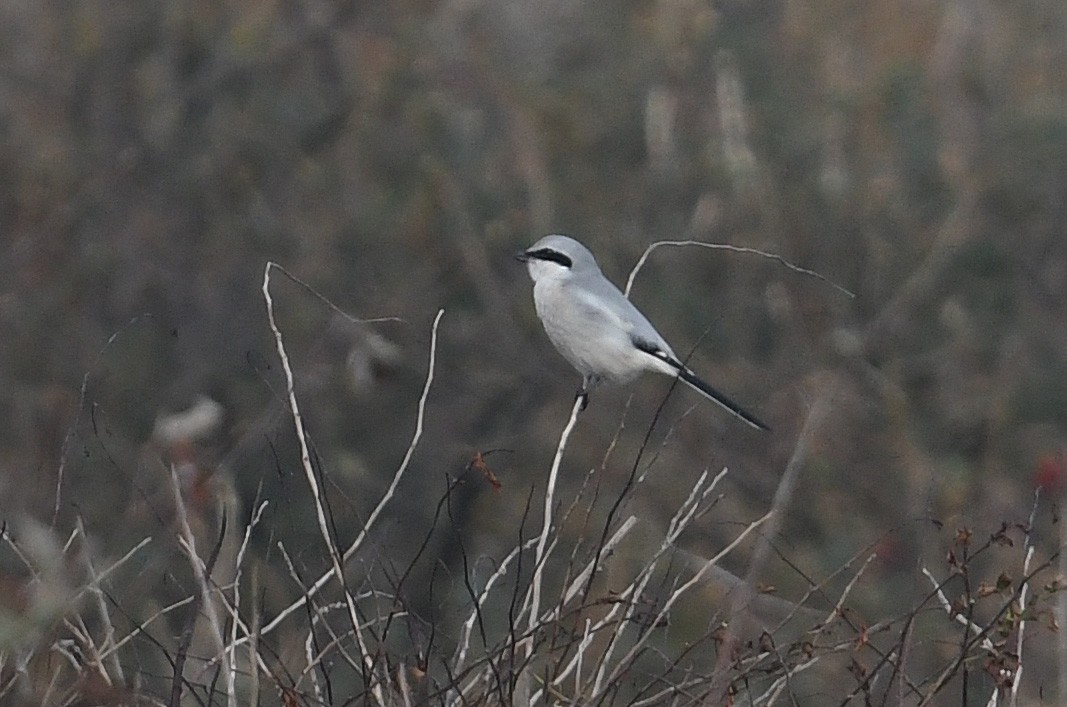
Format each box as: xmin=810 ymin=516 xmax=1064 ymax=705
xmin=73 ymin=517 xmax=123 ymax=685
xmin=227 ymin=499 xmax=268 ymax=706
xmin=588 ymin=509 xmax=774 ymax=702
xmin=918 ymin=553 xmax=1059 ymax=706
xmin=262 ymin=261 xmax=383 ymax=704
xmin=451 ymin=537 xmax=539 ymax=678
xmin=267 ymin=262 xmax=406 ymax=326
xmin=168 ymin=465 xmax=230 ymax=706
xmin=254 ymin=262 xmax=443 ymax=660
xmin=624 ymin=240 xmax=855 ymax=299
xmin=590 ymin=470 xmax=726 ymax=695
xmin=1008 ymin=490 xmax=1041 ymax=706
xmin=53 ymin=314 xmax=153 ymax=526
xmin=525 ymin=396 xmax=584 ymax=645
xmin=920 ymin=566 xmax=996 ymax=653
xmin=710 ymin=388 xmax=834 ymax=699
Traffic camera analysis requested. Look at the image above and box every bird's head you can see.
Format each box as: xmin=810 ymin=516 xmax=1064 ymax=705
xmin=515 ymin=234 xmax=600 ymax=284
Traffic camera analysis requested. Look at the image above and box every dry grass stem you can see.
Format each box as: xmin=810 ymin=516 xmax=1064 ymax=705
xmin=524 ymin=395 xmax=584 ymax=644
xmin=624 ymin=240 xmax=855 ymax=299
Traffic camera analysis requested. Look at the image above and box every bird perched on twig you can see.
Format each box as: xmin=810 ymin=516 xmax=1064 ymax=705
xmin=517 ymin=234 xmax=767 ymax=431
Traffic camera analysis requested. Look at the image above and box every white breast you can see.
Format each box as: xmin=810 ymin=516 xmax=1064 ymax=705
xmin=533 ymin=280 xmax=650 ymax=385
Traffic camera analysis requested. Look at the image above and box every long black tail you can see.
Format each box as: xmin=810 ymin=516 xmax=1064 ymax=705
xmin=631 ymin=336 xmax=769 ymax=431
xmin=675 ymin=367 xmax=769 ymax=431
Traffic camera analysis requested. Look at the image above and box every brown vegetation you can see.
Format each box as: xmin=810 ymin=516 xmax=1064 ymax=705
xmin=1 ymin=0 xmax=1065 ymax=704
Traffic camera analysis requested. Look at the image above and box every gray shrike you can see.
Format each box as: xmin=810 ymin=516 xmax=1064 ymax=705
xmin=516 ymin=234 xmax=768 ymax=431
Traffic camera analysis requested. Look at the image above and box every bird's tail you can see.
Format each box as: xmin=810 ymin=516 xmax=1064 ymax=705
xmin=675 ymin=367 xmax=769 ymax=431
xmin=631 ymin=336 xmax=769 ymax=431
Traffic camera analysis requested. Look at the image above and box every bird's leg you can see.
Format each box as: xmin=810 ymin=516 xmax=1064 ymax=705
xmin=575 ymin=375 xmax=599 ymax=412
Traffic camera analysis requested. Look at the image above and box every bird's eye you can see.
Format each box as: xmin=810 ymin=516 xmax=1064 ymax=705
xmin=529 ymin=249 xmax=572 ymax=268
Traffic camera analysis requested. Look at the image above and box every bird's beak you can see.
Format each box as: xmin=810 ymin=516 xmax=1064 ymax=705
xmin=514 ymin=251 xmax=530 ymax=263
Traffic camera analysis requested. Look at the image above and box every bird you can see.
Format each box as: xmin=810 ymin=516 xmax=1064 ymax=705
xmin=516 ymin=234 xmax=768 ymax=431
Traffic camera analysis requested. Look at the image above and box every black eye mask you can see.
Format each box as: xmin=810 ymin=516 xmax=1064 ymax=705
xmin=526 ymin=248 xmax=573 ymax=268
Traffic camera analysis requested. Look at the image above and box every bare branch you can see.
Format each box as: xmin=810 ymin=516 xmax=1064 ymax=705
xmin=524 ymin=396 xmax=584 ymax=645
xmin=254 ymin=261 xmax=443 ymax=662
xmin=624 ymin=240 xmax=854 ymax=300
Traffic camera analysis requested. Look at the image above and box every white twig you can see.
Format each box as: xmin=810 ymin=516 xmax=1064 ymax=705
xmin=920 ymin=566 xmax=996 ymax=653
xmin=296 ymin=601 xmax=375 ymax=692
xmin=828 ymin=554 xmax=877 ymax=625
xmin=588 ymin=469 xmax=726 ymax=695
xmin=262 ymin=262 xmax=383 ymax=704
xmin=168 ymin=464 xmax=232 ymax=701
xmin=526 ymin=395 xmax=584 ymax=642
xmin=575 ymin=619 xmax=593 ymax=695
xmin=561 ymin=513 xmax=644 ymax=609
xmin=1008 ymin=490 xmax=1041 ymax=706
xmin=73 ymin=518 xmax=123 ymax=685
xmin=228 ymin=499 xmax=268 ymax=704
xmin=274 ymin=541 xmax=390 ymax=686
xmin=71 ymin=536 xmax=152 ymax=605
xmin=1060 ymin=471 xmax=1067 ymax=707
xmin=753 ymin=649 xmax=838 ymax=707
xmin=255 ymin=262 xmax=442 ymax=660
xmin=624 ymin=240 xmax=854 ymax=299
xmin=103 ymin=595 xmax=195 ymax=657
xmin=345 ymin=307 xmax=445 ymax=559
xmin=528 ymin=516 xmax=640 ymax=705
xmin=748 ymin=555 xmax=879 ymax=703
xmin=0 ymin=526 xmax=35 ymax=572
xmin=514 ymin=470 xmax=727 ymax=703
xmin=61 ymin=616 xmax=111 ymax=688
xmin=589 ymin=509 xmax=774 ymax=701
xmin=248 ymin=568 xmax=261 ymax=707
xmin=451 ymin=537 xmax=539 ymax=677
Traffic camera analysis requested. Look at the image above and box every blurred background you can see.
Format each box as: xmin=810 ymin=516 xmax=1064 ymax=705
xmin=2 ymin=0 xmax=1066 ymax=702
